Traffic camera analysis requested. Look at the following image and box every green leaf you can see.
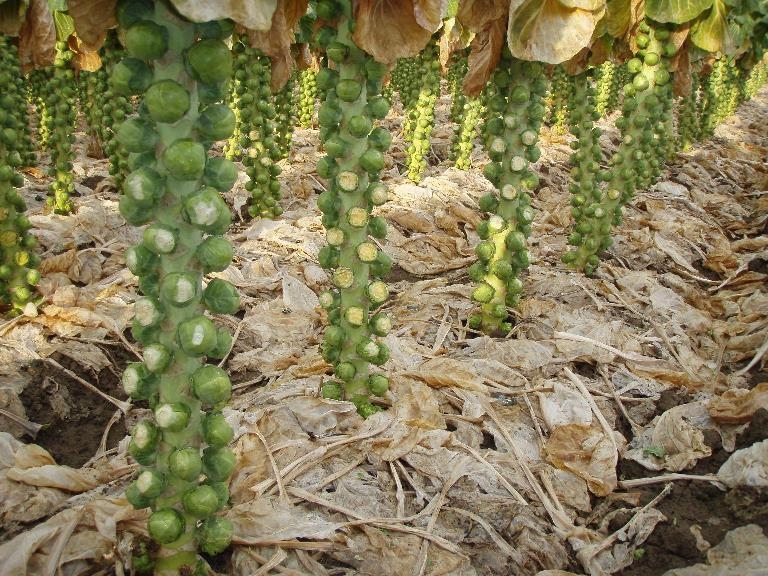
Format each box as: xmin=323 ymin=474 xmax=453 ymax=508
xmin=645 ymin=0 xmax=713 ymax=23
xmin=52 ymin=9 xmax=73 ymax=40
xmin=691 ymin=0 xmax=728 ymax=52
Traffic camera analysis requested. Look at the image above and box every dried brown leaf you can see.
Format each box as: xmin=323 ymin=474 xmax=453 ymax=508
xmin=414 ymin=0 xmax=447 ymax=32
xmin=18 ymin=0 xmax=55 ymax=71
xmin=456 ymin=0 xmax=508 ymax=31
xmin=353 ymin=0 xmax=439 ymax=65
xmin=171 ymin=0 xmax=277 ymax=30
xmin=462 ymin=14 xmax=506 ymax=97
xmin=403 ymin=357 xmax=487 ymax=392
xmin=247 ymin=0 xmax=307 ymax=91
xmin=39 ymin=249 xmax=77 ymax=275
xmin=508 ymin=0 xmax=606 ymax=64
xmin=67 ymin=0 xmax=115 ymax=49
xmin=709 ymin=383 xmax=768 ymax=424
xmin=68 ymin=35 xmax=102 ymax=72
xmin=544 ymin=423 xmax=621 ymax=496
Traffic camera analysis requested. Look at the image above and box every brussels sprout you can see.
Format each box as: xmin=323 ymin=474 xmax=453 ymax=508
xmin=183 ymin=484 xmax=221 ymax=517
xmin=177 ymin=315 xmax=218 ymax=356
xmin=197 ymin=104 xmax=237 ymax=141
xmin=162 ymin=139 xmax=206 ymax=180
xmin=154 ymin=402 xmax=191 ymax=431
xmin=197 ymin=516 xmax=234 ymax=555
xmin=202 ymin=278 xmax=240 ymax=314
xmin=110 ymin=58 xmax=153 ymax=96
xmin=196 ymin=236 xmax=234 ymax=272
xmin=202 ymin=446 xmax=235 ymax=482
xmin=183 ymin=187 xmax=232 ymax=234
xmin=159 ymin=272 xmax=199 ymax=307
xmin=169 ymin=447 xmax=203 ymax=481
xmin=187 ymin=39 xmax=232 ymax=85
xmin=136 ymin=469 xmax=166 ymax=499
xmin=148 ymin=509 xmax=185 ymax=544
xmin=202 ymin=412 xmax=234 ymax=447
xmin=203 ymin=156 xmax=238 ymax=192
xmin=145 ymin=80 xmax=190 ymax=124
xmin=192 ymin=364 xmax=232 ymax=405
xmin=124 ymin=20 xmax=169 ymax=60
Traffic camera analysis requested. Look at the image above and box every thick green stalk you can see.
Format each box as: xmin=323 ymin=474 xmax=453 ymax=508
xmin=298 ymin=68 xmax=317 ymax=127
xmin=547 ymin=65 xmax=568 ymax=134
xmin=405 ymin=42 xmax=439 ymax=182
xmin=468 ymin=57 xmax=547 ymax=335
xmin=562 ymin=21 xmax=674 ymax=274
xmin=451 ymin=97 xmax=483 ymax=170
xmin=315 ymin=0 xmax=392 ymax=416
xmin=116 ymin=2 xmax=239 ymax=572
xmin=47 ymin=42 xmax=77 ymax=214
xmin=0 ymin=36 xmax=41 ymax=316
xmin=676 ymin=73 xmax=700 ymax=150
xmin=273 ymin=73 xmax=296 ymax=159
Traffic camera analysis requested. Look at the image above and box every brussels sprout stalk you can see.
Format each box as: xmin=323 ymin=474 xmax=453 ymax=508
xmin=315 ymin=0 xmax=391 ymax=416
xmin=115 ymin=1 xmax=238 ymax=571
xmin=0 ymin=36 xmax=41 ymax=316
xmin=469 ymin=56 xmax=547 ymax=334
xmin=562 ymin=20 xmax=674 ymax=274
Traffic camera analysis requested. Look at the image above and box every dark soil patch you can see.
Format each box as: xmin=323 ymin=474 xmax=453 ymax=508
xmin=617 ymin=409 xmax=768 ymax=575
xmin=19 ymin=346 xmax=129 ymax=468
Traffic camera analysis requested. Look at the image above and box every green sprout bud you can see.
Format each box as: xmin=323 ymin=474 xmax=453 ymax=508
xmin=136 ymin=469 xmax=166 ymax=499
xmin=160 ymin=272 xmax=198 ymax=307
xmin=368 ymin=374 xmax=389 ymax=396
xmin=197 ymin=516 xmax=234 ymax=555
xmin=143 ymin=343 xmax=172 ymax=373
xmin=369 ymin=312 xmax=392 ymax=336
xmin=155 ymin=402 xmax=191 ymax=432
xmin=345 ymin=306 xmax=366 ymax=326
xmin=169 ymin=447 xmax=203 ymax=481
xmin=202 ymin=412 xmax=234 ymax=447
xmin=182 ymin=484 xmax=221 ymax=517
xmin=202 ymin=446 xmax=236 ymax=482
xmin=177 ymin=315 xmax=218 ymax=356
xmin=203 ymin=278 xmax=240 ymax=315
xmin=366 ymin=280 xmax=389 ymax=305
xmin=192 ymin=364 xmax=233 ymax=405
xmin=332 ymin=267 xmax=355 ymax=289
xmin=472 ymin=282 xmax=495 ymax=303
xmin=148 ymin=509 xmax=185 ymax=545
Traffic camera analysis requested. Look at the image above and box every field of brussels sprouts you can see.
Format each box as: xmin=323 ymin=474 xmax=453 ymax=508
xmin=1 ymin=1 xmax=768 ymax=576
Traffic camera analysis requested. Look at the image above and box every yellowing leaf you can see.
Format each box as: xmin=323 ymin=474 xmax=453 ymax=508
xmin=604 ymin=0 xmax=643 ymax=39
xmin=18 ymin=0 xmax=55 ymax=71
xmin=170 ymin=0 xmax=277 ymax=30
xmin=414 ymin=0 xmax=447 ymax=32
xmin=67 ymin=0 xmax=115 ymax=49
xmin=507 ymin=0 xmax=606 ymax=65
xmin=691 ymin=0 xmax=729 ymax=53
xmin=645 ymin=0 xmax=713 ymax=24
xmin=353 ymin=0 xmax=441 ymax=65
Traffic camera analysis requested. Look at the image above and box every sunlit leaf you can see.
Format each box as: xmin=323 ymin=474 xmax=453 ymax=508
xmin=645 ymin=0 xmax=713 ymax=23
xmin=0 ymin=0 xmax=28 ymax=35
xmin=438 ymin=16 xmax=473 ymax=67
xmin=68 ymin=34 xmax=101 ymax=72
xmin=170 ymin=0 xmax=277 ymax=30
xmin=18 ymin=0 xmax=55 ymax=71
xmin=462 ymin=12 xmax=505 ymax=96
xmin=353 ymin=0 xmax=440 ymax=65
xmin=414 ymin=0 xmax=447 ymax=32
xmin=66 ymin=0 xmax=115 ymax=49
xmin=691 ymin=0 xmax=728 ymax=53
xmin=248 ymin=0 xmax=307 ymax=90
xmin=507 ymin=0 xmax=606 ymax=64
xmin=52 ymin=9 xmax=74 ymax=42
xmin=604 ymin=0 xmax=643 ymax=39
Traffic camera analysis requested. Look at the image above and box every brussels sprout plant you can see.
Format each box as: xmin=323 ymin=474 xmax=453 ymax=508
xmin=113 ymin=0 xmax=239 ymax=571
xmin=314 ymin=0 xmax=393 ymax=416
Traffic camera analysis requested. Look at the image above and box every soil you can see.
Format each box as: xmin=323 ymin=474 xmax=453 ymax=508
xmin=618 ymin=408 xmax=768 ymax=576
xmin=19 ymin=346 xmax=130 ymax=468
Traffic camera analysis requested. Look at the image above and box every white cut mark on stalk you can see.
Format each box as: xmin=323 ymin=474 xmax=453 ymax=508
xmin=190 ymin=324 xmax=206 ymax=346
xmin=136 ymin=470 xmax=156 ymax=493
xmin=173 ymin=276 xmax=195 ymax=303
xmin=191 ymin=199 xmax=218 ymax=226
xmin=135 ymin=298 xmax=160 ymax=326
xmin=154 ymin=229 xmax=176 ymax=252
xmin=155 ymin=404 xmax=175 ymax=428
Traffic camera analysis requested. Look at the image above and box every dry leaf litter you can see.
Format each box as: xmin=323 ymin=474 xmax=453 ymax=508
xmin=0 ymin=84 xmax=767 ymax=576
